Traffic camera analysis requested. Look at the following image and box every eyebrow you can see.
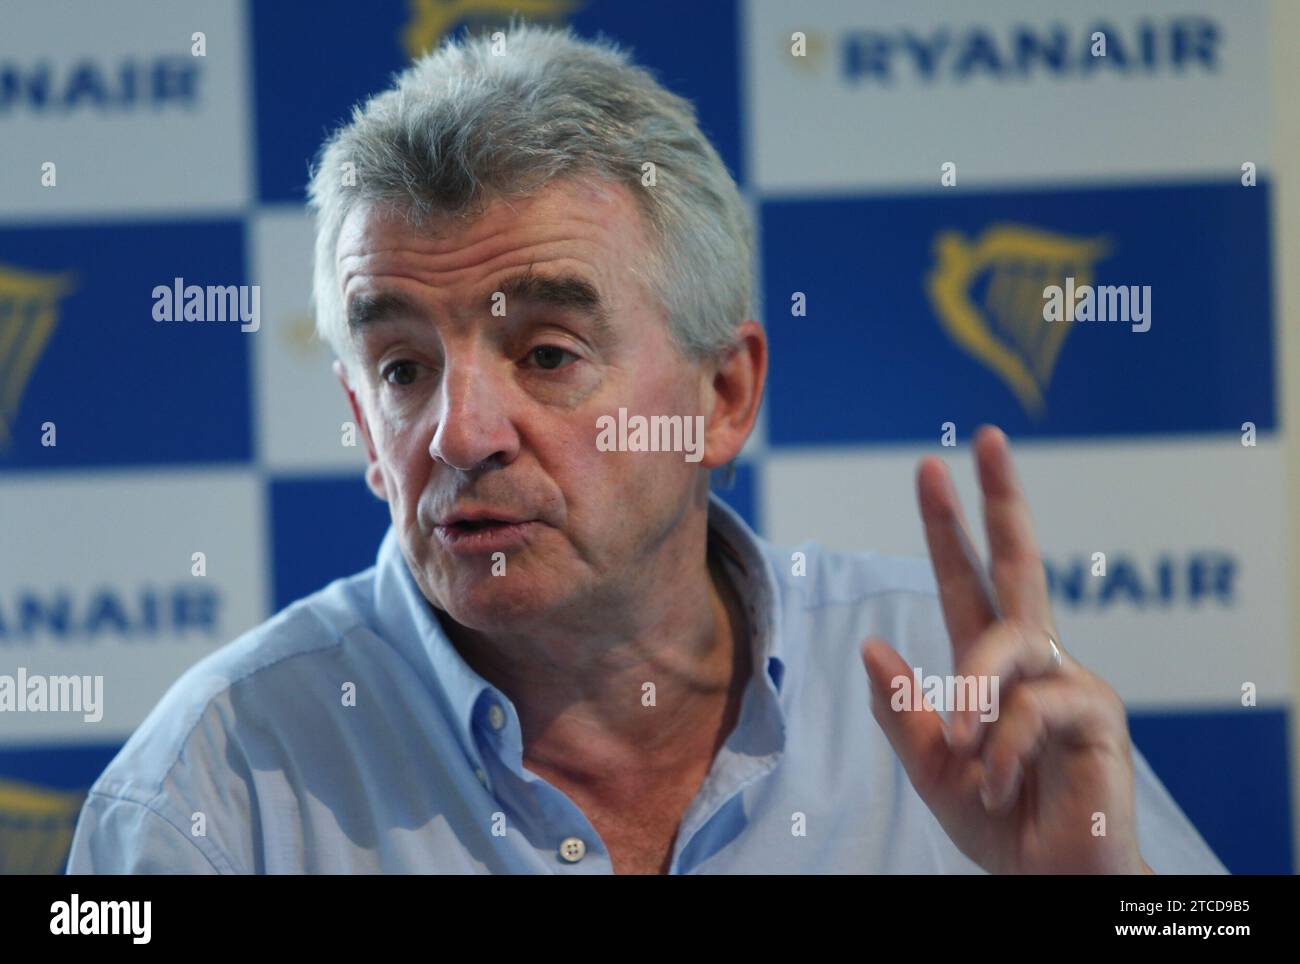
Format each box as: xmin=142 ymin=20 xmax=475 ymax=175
xmin=347 ymin=291 xmax=421 ymax=332
xmin=496 ymin=270 xmax=611 ymax=336
xmin=345 ymin=270 xmax=612 ymax=339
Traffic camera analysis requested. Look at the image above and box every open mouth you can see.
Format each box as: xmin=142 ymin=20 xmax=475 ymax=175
xmin=435 ymin=517 xmax=537 ymax=553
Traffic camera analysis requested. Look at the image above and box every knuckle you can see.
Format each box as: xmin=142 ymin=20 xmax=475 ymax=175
xmin=1000 ymin=616 xmax=1037 ymax=656
xmin=1095 ymin=679 xmax=1128 ymax=726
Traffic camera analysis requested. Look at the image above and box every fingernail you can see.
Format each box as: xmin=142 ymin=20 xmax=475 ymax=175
xmin=979 ymin=777 xmax=995 ymax=810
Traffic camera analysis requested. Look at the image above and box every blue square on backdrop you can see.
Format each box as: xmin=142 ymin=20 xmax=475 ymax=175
xmin=269 ymin=475 xmax=392 ymax=611
xmin=1129 ymin=707 xmax=1293 ymax=874
xmin=762 ymin=181 xmax=1274 ymax=446
xmin=251 ymin=0 xmax=743 ymax=202
xmin=0 ymin=221 xmax=251 ymax=470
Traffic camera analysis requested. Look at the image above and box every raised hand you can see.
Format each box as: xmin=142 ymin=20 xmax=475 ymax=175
xmin=860 ymin=425 xmax=1151 ymax=874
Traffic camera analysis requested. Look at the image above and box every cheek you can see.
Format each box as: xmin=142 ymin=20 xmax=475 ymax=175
xmin=563 ymin=445 xmax=692 ymax=535
xmin=557 ymin=366 xmax=703 ymax=516
xmin=369 ymin=406 xmax=431 ymax=513
xmin=547 ymin=420 xmax=606 ymax=504
xmin=368 ymin=384 xmax=424 ymax=437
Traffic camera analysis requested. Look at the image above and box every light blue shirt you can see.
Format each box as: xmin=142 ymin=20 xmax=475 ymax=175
xmin=67 ymin=494 xmax=1225 ymax=874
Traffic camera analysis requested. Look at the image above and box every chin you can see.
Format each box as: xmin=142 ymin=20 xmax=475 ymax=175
xmin=436 ymin=571 xmax=558 ymax=633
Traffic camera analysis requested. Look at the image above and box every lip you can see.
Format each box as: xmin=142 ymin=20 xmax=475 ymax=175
xmin=436 ymin=507 xmax=534 ymax=528
xmin=433 ymin=518 xmax=540 ymax=555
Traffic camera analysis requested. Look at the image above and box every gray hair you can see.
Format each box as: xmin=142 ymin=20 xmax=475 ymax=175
xmin=306 ymin=20 xmax=754 ymax=375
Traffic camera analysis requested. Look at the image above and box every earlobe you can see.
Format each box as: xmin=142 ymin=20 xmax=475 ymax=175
xmin=364 ymin=461 xmax=388 ymax=502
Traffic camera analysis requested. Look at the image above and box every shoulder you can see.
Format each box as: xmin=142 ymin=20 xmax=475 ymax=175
xmin=86 ymin=566 xmax=378 ymax=804
xmin=70 ymin=567 xmax=385 ymax=873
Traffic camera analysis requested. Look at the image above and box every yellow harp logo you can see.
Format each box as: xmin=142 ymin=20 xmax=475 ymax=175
xmin=0 ymin=265 xmax=75 ymax=449
xmin=925 ymin=226 xmax=1109 ymax=418
xmin=403 ymin=0 xmax=585 ymax=58
xmin=0 ymin=779 xmax=87 ymax=874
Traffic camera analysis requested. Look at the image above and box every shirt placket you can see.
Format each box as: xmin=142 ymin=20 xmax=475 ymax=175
xmin=473 ymin=690 xmax=616 ymax=874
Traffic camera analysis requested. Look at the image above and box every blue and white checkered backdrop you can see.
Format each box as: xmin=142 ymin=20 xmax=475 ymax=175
xmin=0 ymin=0 xmax=1293 ymax=874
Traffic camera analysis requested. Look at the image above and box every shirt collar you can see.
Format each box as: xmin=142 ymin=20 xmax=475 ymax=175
xmin=370 ymin=490 xmax=787 ymax=764
xmin=703 ymin=491 xmax=787 ymax=695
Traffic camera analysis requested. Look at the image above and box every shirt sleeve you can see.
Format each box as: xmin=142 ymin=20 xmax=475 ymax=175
xmin=66 ymin=791 xmax=227 ymax=875
xmin=1132 ymin=746 xmax=1228 ymax=874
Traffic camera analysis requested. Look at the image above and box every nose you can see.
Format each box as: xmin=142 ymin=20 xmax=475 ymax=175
xmin=428 ymin=352 xmax=520 ymax=472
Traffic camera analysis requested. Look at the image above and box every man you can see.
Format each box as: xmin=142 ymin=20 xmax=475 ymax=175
xmin=68 ymin=23 xmax=1223 ymax=874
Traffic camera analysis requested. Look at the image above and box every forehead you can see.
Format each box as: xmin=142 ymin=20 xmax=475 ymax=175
xmin=335 ymin=176 xmax=650 ymax=274
xmin=334 ymin=177 xmax=668 ymax=354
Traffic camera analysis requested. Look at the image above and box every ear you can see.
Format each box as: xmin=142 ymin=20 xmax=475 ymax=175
xmin=700 ymin=320 xmax=767 ymax=469
xmin=334 ymin=359 xmax=389 ymax=502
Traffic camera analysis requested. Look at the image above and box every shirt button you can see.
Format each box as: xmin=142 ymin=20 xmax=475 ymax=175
xmin=474 ymin=767 xmax=489 ymax=787
xmin=487 ymin=703 xmax=506 ymax=731
xmin=558 ymin=837 xmax=586 ymax=863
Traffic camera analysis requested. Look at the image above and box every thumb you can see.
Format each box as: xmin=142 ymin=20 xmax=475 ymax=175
xmin=861 ymin=636 xmax=951 ymax=797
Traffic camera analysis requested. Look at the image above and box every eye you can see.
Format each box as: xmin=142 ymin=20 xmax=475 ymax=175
xmin=382 ymin=361 xmax=420 ymax=386
xmin=528 ymin=345 xmax=577 ymax=371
